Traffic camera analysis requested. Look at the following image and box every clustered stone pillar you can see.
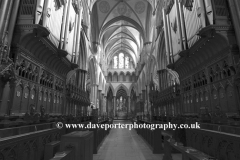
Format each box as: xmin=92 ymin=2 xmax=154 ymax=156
xmin=128 ymin=96 xmax=130 ymax=117
xmin=0 ymin=0 xmax=10 ymax=38
xmin=0 ymin=0 xmax=20 ymax=64
xmin=113 ymin=96 xmax=116 ymax=117
xmin=228 ymin=0 xmax=240 ymax=48
xmin=91 ymin=84 xmax=98 ymax=109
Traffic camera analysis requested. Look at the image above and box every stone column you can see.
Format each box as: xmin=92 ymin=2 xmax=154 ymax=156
xmin=0 ymin=81 xmax=7 ymax=111
xmin=128 ymin=96 xmax=131 ymax=117
xmin=175 ymin=0 xmax=183 ymax=51
xmin=0 ymin=0 xmax=10 ymax=38
xmin=113 ymin=96 xmax=116 ymax=117
xmin=103 ymin=95 xmax=106 ymax=114
xmin=59 ymin=1 xmax=68 ymax=49
xmin=63 ymin=0 xmax=72 ymax=50
xmin=106 ymin=96 xmax=108 ymax=117
xmin=162 ymin=8 xmax=171 ymax=63
xmin=142 ymin=90 xmax=146 ymax=115
xmin=1 ymin=0 xmax=14 ymax=62
xmin=91 ymin=84 xmax=98 ymax=107
xmin=228 ymin=0 xmax=240 ymax=48
xmin=3 ymin=0 xmax=13 ymax=37
xmin=177 ymin=0 xmax=188 ymax=50
xmin=146 ymin=85 xmax=149 ymax=113
xmin=97 ymin=90 xmax=101 ymax=115
xmin=72 ymin=13 xmax=78 ymax=63
xmin=166 ymin=14 xmax=174 ymax=63
xmin=76 ymin=5 xmax=83 ymax=65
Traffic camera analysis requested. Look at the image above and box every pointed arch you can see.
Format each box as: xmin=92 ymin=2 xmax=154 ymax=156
xmin=129 ymin=83 xmax=139 ymax=96
xmin=119 ymin=71 xmax=125 ymax=82
xmin=114 ymin=84 xmax=129 ymax=97
xmin=113 ymin=71 xmax=118 ymax=82
xmin=126 ymin=71 xmax=131 ymax=82
xmin=105 ymin=83 xmax=114 ymax=96
xmin=108 ymin=72 xmax=112 ymax=81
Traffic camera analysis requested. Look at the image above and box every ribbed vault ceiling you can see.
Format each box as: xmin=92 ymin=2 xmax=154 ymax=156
xmin=91 ymin=0 xmax=153 ymax=68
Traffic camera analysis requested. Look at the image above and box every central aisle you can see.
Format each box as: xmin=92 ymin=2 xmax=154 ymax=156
xmin=93 ymin=120 xmax=162 ymax=160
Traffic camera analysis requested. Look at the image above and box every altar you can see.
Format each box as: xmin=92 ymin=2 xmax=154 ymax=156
xmin=115 ymin=96 xmax=128 ymax=119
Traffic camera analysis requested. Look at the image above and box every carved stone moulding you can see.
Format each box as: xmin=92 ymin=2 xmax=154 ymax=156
xmin=99 ymin=1 xmax=110 ymax=13
xmin=16 ymin=24 xmax=50 ymax=37
xmin=58 ymin=49 xmax=68 ymax=58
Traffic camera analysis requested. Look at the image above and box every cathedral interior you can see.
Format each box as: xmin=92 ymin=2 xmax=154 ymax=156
xmin=0 ymin=0 xmax=240 ymax=160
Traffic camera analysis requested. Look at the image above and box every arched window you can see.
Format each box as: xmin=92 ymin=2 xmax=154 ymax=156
xmin=113 ymin=53 xmax=130 ymax=69
xmin=125 ymin=56 xmax=129 ymax=68
xmin=119 ymin=53 xmax=124 ymax=68
xmin=114 ymin=56 xmax=118 ymax=68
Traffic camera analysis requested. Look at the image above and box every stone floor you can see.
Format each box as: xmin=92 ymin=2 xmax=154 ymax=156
xmin=93 ymin=120 xmax=181 ymax=160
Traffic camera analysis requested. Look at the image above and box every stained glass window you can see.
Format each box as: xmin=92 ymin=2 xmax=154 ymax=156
xmin=113 ymin=53 xmax=130 ymax=69
xmin=125 ymin=56 xmax=129 ymax=68
xmin=119 ymin=53 xmax=124 ymax=68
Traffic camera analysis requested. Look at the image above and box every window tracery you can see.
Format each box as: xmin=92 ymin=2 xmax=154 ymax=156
xmin=113 ymin=53 xmax=131 ymax=69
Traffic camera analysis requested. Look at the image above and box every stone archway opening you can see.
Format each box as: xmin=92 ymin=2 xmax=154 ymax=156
xmin=115 ymin=86 xmax=128 ymax=119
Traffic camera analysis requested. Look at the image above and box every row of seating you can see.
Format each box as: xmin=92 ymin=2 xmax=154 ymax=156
xmin=49 ymin=119 xmax=113 ymax=160
xmin=135 ymin=115 xmax=240 ymax=160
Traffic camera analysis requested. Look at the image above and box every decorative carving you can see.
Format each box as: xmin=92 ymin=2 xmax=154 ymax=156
xmin=0 ymin=31 xmax=9 ymax=64
xmin=32 ymin=141 xmax=38 ymax=151
xmin=99 ymin=1 xmax=110 ymax=13
xmin=40 ymin=105 xmax=45 ymax=117
xmin=7 ymin=149 xmax=16 ymax=160
xmin=29 ymin=104 xmax=36 ymax=116
xmin=207 ymin=137 xmax=213 ymax=148
xmin=117 ymin=2 xmax=127 ymax=15
xmin=24 ymin=143 xmax=30 ymax=153
xmin=135 ymin=1 xmax=145 ymax=14
xmin=0 ymin=59 xmax=16 ymax=83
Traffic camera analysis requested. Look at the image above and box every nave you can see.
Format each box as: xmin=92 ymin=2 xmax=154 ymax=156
xmin=0 ymin=0 xmax=240 ymax=159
